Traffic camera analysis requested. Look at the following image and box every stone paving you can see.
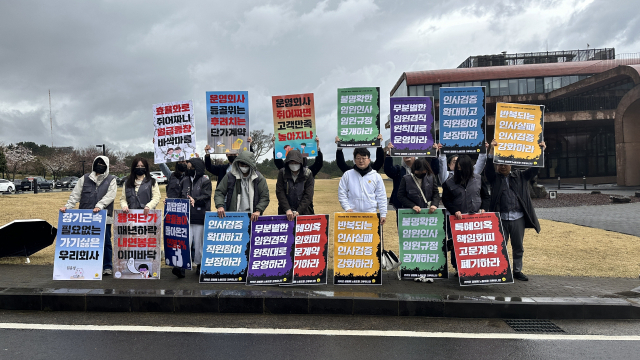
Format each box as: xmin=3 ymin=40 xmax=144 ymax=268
xmin=535 ymin=203 xmax=640 ymax=237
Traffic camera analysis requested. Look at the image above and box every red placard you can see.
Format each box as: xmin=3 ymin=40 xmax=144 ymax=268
xmin=449 ymin=212 xmax=513 ymax=286
xmin=293 ymin=214 xmax=329 ymax=285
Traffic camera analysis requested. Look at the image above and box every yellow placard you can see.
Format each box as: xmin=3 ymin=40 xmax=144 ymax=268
xmin=333 ymin=212 xmax=381 ymax=285
xmin=493 ymin=102 xmax=544 ymax=166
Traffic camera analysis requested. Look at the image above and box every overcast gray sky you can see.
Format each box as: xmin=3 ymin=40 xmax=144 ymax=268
xmin=1 ymin=0 xmax=638 ymax=160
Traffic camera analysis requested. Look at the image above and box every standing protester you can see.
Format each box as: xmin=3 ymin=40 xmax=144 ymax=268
xmin=204 ymin=137 xmax=253 ymax=188
xmin=172 ymin=157 xmax=211 ymax=278
xmin=338 ymin=148 xmax=387 ymax=225
xmin=59 ymin=156 xmax=117 ymax=275
xmin=485 ymin=139 xmax=546 ymax=281
xmin=335 ymin=135 xmax=385 ymax=173
xmin=159 ymin=160 xmax=188 ymax=198
xmin=275 ymin=149 xmax=315 ymax=220
xmin=397 ymin=158 xmax=440 ymax=213
xmin=441 ymin=155 xmax=490 ymax=275
xmin=383 ymin=143 xmax=440 ymax=215
xmin=273 ymin=136 xmax=324 ymax=176
xmin=214 ymin=151 xmax=270 ymax=222
xmin=120 ymin=158 xmax=160 ymax=215
xmin=435 ymin=143 xmax=487 ymax=185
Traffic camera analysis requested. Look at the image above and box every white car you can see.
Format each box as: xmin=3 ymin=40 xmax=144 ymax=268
xmin=150 ymin=171 xmax=167 ymax=184
xmin=0 ymin=179 xmax=16 ymax=193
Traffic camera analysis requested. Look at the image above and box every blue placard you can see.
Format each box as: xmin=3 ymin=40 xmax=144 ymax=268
xmin=163 ymin=198 xmax=192 ymax=270
xmin=438 ymin=86 xmax=486 ymax=154
xmin=200 ymin=212 xmax=251 ymax=283
xmin=53 ymin=209 xmax=106 ymax=280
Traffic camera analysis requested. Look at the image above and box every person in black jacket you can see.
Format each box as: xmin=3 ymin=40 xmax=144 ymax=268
xmin=335 ymin=135 xmax=385 ymax=173
xmin=276 ymin=150 xmax=315 ymax=220
xmin=485 ymin=139 xmax=545 ymax=281
xmin=172 ymin=157 xmax=212 ymax=278
xmin=397 ymin=158 xmax=440 ymax=214
xmin=272 ymin=136 xmax=324 ymax=176
xmin=204 ymin=137 xmax=254 ymax=187
xmin=441 ymin=155 xmax=491 ymax=274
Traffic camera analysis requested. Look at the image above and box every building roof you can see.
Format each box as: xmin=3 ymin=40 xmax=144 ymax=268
xmin=391 ymin=59 xmax=640 ymax=95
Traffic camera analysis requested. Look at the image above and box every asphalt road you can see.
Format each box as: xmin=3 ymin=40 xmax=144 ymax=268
xmin=1 ymin=311 xmax=639 ymax=360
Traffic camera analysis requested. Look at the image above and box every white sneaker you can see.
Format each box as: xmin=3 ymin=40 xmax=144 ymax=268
xmin=103 ymin=269 xmax=112 ymax=275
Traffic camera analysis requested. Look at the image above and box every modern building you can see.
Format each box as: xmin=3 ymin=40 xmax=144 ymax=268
xmin=390 ymin=48 xmax=640 ymax=186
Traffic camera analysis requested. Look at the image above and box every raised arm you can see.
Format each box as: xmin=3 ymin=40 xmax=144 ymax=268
xmin=372 ymin=146 xmax=385 ymax=172
xmin=308 ymin=150 xmax=323 ymax=176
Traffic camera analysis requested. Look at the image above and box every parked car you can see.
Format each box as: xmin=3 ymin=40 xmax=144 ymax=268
xmin=69 ymin=178 xmax=79 ymax=189
xmin=117 ymin=176 xmax=127 ymax=186
xmin=56 ymin=176 xmax=78 ymax=188
xmin=0 ymin=179 xmax=16 ymax=193
xmin=13 ymin=179 xmax=22 ymax=188
xmin=150 ymin=171 xmax=167 ymax=184
xmin=21 ymin=177 xmax=55 ymax=191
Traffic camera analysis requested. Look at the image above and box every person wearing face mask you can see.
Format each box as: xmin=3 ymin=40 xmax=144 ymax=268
xmin=159 ymin=160 xmax=188 ymax=198
xmin=441 ymin=154 xmax=491 ymax=275
xmin=272 ymin=136 xmax=324 ymax=177
xmin=435 ymin=142 xmax=488 ymax=185
xmin=485 ymin=139 xmax=546 ymax=282
xmin=59 ymin=156 xmax=118 ymax=275
xmin=120 ymin=158 xmax=160 ymax=215
xmin=338 ymin=148 xmax=387 ymax=225
xmin=172 ymin=157 xmax=212 ymax=278
xmin=397 ymin=158 xmax=440 ymax=214
xmin=204 ymin=137 xmax=253 ymax=188
xmin=214 ymin=151 xmax=270 ymax=223
xmin=275 ymin=150 xmax=315 ymax=221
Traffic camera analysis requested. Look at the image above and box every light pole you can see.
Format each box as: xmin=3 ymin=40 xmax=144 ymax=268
xmin=96 ymin=144 xmax=105 ymax=156
xmin=79 ymin=160 xmax=86 ymax=175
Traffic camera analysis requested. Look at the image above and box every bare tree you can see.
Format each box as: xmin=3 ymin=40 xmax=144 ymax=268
xmin=43 ymin=150 xmax=74 ymax=181
xmin=4 ymin=144 xmax=35 ymax=181
xmin=249 ymin=129 xmax=274 ymax=162
xmin=110 ymin=150 xmax=133 ymax=176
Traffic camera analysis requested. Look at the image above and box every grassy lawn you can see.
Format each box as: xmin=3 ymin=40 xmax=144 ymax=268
xmin=1 ymin=179 xmax=639 ymax=278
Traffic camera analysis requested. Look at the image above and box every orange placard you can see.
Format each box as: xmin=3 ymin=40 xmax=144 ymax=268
xmin=333 ymin=212 xmax=381 ymax=285
xmin=494 ymin=102 xmax=544 ymax=167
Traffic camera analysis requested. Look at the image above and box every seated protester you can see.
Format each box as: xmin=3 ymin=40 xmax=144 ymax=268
xmin=120 ymin=158 xmax=160 ymax=215
xmin=335 ymin=135 xmax=385 ymax=173
xmin=397 ymin=158 xmax=440 ymax=214
xmin=273 ymin=136 xmax=324 ymax=177
xmin=485 ymin=139 xmax=546 ymax=282
xmin=214 ymin=151 xmax=270 ymax=222
xmin=435 ymin=143 xmax=487 ymax=185
xmin=275 ymin=150 xmax=315 ymax=221
xmin=338 ymin=148 xmax=387 ymax=225
xmin=204 ymin=137 xmax=254 ymax=188
xmin=158 ymin=160 xmax=188 ymax=198
xmin=59 ymin=156 xmax=117 ymax=275
xmin=172 ymin=157 xmax=211 ymax=278
xmin=441 ymin=155 xmax=490 ymax=275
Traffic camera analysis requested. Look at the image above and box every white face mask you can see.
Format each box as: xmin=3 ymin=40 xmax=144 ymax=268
xmin=289 ymin=164 xmax=301 ymax=172
xmin=239 ymin=166 xmax=250 ymax=174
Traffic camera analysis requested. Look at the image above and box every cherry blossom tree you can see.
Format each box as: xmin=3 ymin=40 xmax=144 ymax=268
xmin=43 ymin=150 xmax=74 ymax=181
xmin=4 ymin=144 xmax=35 ymax=181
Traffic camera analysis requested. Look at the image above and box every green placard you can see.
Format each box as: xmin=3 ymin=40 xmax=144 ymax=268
xmin=398 ymin=209 xmax=448 ymax=279
xmin=336 ymin=87 xmax=380 ymax=148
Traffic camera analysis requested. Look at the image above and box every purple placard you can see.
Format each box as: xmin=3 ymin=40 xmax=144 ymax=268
xmin=247 ymin=215 xmax=295 ymax=285
xmin=390 ymin=96 xmax=436 ymax=157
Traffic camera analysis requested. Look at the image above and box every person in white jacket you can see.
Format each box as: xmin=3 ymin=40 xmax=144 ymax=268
xmin=338 ymin=148 xmax=387 ymax=225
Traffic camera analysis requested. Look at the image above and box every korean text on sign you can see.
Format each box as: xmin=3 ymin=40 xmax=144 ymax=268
xmin=247 ymin=215 xmax=295 ymax=285
xmin=163 ymin=199 xmax=191 ymax=270
xmin=390 ymin=97 xmax=436 ymax=157
xmin=206 ymin=91 xmax=250 ymax=155
xmin=398 ymin=209 xmax=448 ymax=279
xmin=438 ymin=87 xmax=486 ymax=154
xmin=293 ymin=214 xmax=329 ymax=285
xmin=336 ymin=87 xmax=381 ymax=148
xmin=333 ymin=212 xmax=381 ymax=285
xmin=200 ymin=212 xmax=251 ymax=283
xmin=272 ymin=93 xmax=317 ymax=160
xmin=113 ymin=209 xmax=162 ymax=279
xmin=493 ymin=102 xmax=544 ymax=167
xmin=153 ymin=100 xmax=196 ymax=164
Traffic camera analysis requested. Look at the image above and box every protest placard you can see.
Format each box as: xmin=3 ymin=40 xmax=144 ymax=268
xmin=336 ymin=87 xmax=380 ymax=148
xmin=293 ymin=214 xmax=329 ymax=285
xmin=247 ymin=215 xmax=295 ymax=285
xmin=153 ymin=100 xmax=196 ymax=164
xmin=200 ymin=212 xmax=251 ymax=283
xmin=494 ymin=102 xmax=545 ymax=166
xmin=333 ymin=212 xmax=381 ymax=285
xmin=272 ymin=93 xmax=317 ymax=159
xmin=53 ymin=209 xmax=106 ymax=280
xmin=112 ymin=209 xmax=162 ymax=279
xmin=206 ymin=91 xmax=249 ymax=155
xmin=398 ymin=209 xmax=447 ymax=279
xmin=449 ymin=212 xmax=513 ymax=286
xmin=163 ymin=199 xmax=192 ymax=270
xmin=439 ymin=87 xmax=486 ymax=154
xmin=389 ymin=96 xmax=436 ymax=156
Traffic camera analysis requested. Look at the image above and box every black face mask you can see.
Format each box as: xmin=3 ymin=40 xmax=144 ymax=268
xmin=227 ymin=155 xmax=237 ymax=163
xmin=176 ymin=163 xmax=187 ymax=172
xmin=135 ymin=168 xmax=146 ymax=176
xmin=93 ymin=164 xmax=107 ymax=174
xmin=414 ymin=172 xmax=427 ymax=179
xmin=187 ymin=169 xmax=196 ymax=177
